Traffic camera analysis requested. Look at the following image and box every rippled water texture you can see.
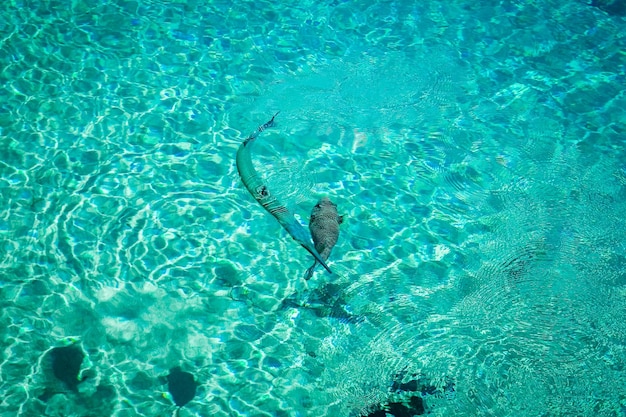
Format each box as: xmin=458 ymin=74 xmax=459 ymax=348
xmin=1 ymin=0 xmax=625 ymax=416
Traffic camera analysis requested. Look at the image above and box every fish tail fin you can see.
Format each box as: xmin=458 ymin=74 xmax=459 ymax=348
xmin=304 ymin=262 xmax=317 ymax=280
xmin=283 ymin=220 xmax=332 ymax=274
xmin=258 ymin=111 xmax=280 ymax=133
xmin=299 ymin=241 xmax=332 ymax=274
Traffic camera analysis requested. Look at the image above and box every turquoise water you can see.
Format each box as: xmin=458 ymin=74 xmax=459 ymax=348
xmin=1 ymin=0 xmax=626 ymax=416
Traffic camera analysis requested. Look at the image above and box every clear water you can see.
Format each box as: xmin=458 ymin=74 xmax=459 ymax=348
xmin=1 ymin=0 xmax=625 ymax=416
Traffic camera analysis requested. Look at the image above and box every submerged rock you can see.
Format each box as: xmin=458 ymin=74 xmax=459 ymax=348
xmin=167 ymin=366 xmax=197 ymax=411
xmin=49 ymin=345 xmax=85 ymax=392
xmin=592 ymin=0 xmax=626 ymax=16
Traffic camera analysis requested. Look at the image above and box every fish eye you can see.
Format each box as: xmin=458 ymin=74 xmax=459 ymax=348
xmin=256 ymin=185 xmax=269 ymax=198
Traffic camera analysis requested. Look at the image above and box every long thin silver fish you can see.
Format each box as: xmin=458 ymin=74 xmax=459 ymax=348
xmin=235 ymin=113 xmax=332 ymax=274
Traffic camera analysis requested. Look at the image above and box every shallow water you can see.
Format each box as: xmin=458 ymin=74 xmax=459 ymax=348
xmin=1 ymin=0 xmax=625 ymax=416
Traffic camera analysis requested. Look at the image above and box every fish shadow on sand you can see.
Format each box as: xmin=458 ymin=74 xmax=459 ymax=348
xmin=360 ymin=370 xmax=455 ymax=417
xmin=281 ymin=281 xmax=363 ymax=324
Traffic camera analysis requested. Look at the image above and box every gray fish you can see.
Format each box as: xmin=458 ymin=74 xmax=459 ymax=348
xmin=305 ymin=197 xmax=343 ymax=280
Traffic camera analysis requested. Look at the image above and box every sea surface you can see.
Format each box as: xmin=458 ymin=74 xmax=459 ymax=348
xmin=1 ymin=0 xmax=625 ymax=416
